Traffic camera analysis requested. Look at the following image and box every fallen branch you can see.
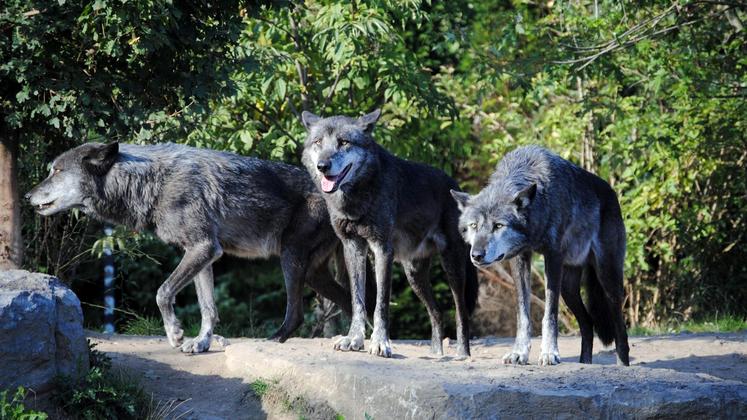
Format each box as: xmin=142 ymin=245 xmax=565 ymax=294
xmin=478 ymin=266 xmax=575 ymax=333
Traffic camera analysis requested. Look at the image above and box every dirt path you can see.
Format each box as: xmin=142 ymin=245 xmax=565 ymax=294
xmin=89 ymin=333 xmax=269 ymax=420
xmin=91 ymin=331 xmax=747 ymax=419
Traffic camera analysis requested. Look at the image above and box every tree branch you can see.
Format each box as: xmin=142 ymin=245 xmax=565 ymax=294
xmin=321 ymin=64 xmax=350 ymax=111
xmin=288 ymin=10 xmax=310 ymax=112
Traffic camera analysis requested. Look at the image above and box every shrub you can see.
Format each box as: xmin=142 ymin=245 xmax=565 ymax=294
xmin=0 ymin=387 xmax=47 ymax=420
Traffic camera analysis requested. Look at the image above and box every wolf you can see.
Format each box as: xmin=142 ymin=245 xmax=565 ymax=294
xmin=27 ymin=142 xmax=358 ymax=353
xmin=300 ymin=109 xmax=478 ymax=358
xmin=451 ymin=145 xmax=630 ymax=366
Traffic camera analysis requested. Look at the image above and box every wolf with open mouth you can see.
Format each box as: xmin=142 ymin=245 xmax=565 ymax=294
xmin=301 ymin=109 xmax=478 ymax=359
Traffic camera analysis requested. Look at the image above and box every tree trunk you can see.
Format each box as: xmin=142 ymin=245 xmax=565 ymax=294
xmin=0 ymin=126 xmax=22 ymax=270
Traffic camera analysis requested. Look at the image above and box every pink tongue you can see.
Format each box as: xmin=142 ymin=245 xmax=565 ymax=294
xmin=321 ymin=176 xmax=337 ymax=192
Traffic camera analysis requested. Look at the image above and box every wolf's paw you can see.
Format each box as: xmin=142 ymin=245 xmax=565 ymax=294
xmin=368 ymin=334 xmax=392 ymax=358
xmin=334 ymin=334 xmax=364 ymax=352
xmin=538 ymin=351 xmax=561 ymax=366
xmin=181 ymin=335 xmax=211 ymax=353
xmin=430 ymin=342 xmax=444 ymax=357
xmin=454 ymin=345 xmax=471 ymax=361
xmin=502 ymin=350 xmax=529 ymax=365
xmin=166 ymin=327 xmax=184 ymax=348
xmin=267 ymin=329 xmax=290 ymax=343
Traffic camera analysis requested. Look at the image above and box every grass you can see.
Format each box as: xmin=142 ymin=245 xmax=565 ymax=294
xmin=53 ymin=341 xmax=192 ymax=420
xmin=247 ymin=377 xmax=341 ymax=420
xmin=628 ymin=314 xmax=747 ymax=336
xmin=122 ymin=316 xmax=165 ymax=336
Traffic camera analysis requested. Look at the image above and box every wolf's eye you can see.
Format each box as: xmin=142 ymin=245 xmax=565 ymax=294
xmin=493 ymin=223 xmax=504 ymax=231
xmin=314 ymin=139 xmax=322 ymax=146
xmin=469 ymin=223 xmax=477 ymax=229
xmin=53 ymin=168 xmax=62 ymax=175
xmin=339 ymin=139 xmax=349 ymax=146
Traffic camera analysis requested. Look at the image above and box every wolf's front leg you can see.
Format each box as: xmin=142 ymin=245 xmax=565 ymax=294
xmin=539 ymin=254 xmax=563 ymax=366
xmin=368 ymin=242 xmax=393 ymax=358
xmin=156 ymin=241 xmax=222 ymax=350
xmin=181 ymin=266 xmax=218 ymax=353
xmin=335 ymin=237 xmax=368 ymax=352
xmin=503 ymin=253 xmax=532 ymax=365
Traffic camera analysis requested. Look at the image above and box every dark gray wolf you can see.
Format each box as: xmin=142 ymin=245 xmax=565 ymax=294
xmin=451 ymin=145 xmax=630 ymax=366
xmin=27 ymin=142 xmax=356 ymax=353
xmin=300 ymin=109 xmax=478 ymax=358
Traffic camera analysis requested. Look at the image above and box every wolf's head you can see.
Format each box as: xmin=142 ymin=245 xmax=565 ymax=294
xmin=26 ymin=142 xmax=119 ymax=216
xmin=450 ymin=183 xmax=537 ymax=267
xmin=300 ymin=109 xmax=381 ymax=194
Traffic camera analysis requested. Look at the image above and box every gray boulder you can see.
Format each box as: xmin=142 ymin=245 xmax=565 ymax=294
xmin=0 ymin=270 xmax=89 ymax=393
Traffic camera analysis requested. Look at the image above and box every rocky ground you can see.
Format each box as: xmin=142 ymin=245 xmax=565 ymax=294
xmin=89 ymin=331 xmax=747 ymax=419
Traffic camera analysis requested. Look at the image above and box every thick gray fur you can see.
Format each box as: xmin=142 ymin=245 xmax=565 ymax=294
xmin=452 ymin=145 xmax=630 ymax=366
xmin=27 ymin=142 xmax=357 ymax=353
xmin=301 ymin=110 xmax=478 ymax=359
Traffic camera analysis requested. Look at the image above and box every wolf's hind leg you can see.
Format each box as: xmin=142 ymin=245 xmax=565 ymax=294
xmin=539 ymin=254 xmax=563 ymax=366
xmin=560 ymin=266 xmax=594 ymax=363
xmin=593 ymin=252 xmax=630 ymax=366
xmin=181 ymin=265 xmax=218 ymax=353
xmin=503 ymin=252 xmax=532 ymax=365
xmin=403 ymin=258 xmax=444 ymax=356
xmin=439 ymin=246 xmax=471 ymax=359
xmin=157 ymin=241 xmax=223 ymax=349
xmin=268 ymin=248 xmax=307 ymax=343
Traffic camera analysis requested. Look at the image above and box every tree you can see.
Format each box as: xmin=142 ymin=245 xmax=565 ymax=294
xmin=0 ymin=125 xmax=21 ymax=269
xmin=179 ymin=1 xmax=461 ymax=167
xmin=0 ymin=0 xmax=246 ymax=269
xmin=438 ymin=0 xmax=747 ymax=324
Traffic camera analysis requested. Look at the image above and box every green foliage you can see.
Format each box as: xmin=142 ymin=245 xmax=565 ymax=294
xmin=87 ymin=340 xmax=112 ymax=371
xmin=181 ymin=1 xmax=461 ymax=168
xmin=249 ymin=379 xmax=270 ymax=398
xmin=0 ymin=387 xmax=47 ymax=420
xmin=10 ymin=0 xmax=747 ymax=337
xmin=629 ymin=314 xmax=747 ymax=336
xmin=3 ymin=0 xmax=246 ymax=280
xmin=248 ymin=377 xmax=337 ymax=420
xmin=54 ymin=343 xmax=150 ymax=420
xmin=122 ymin=316 xmax=165 ymax=336
xmin=439 ymin=0 xmax=746 ymax=326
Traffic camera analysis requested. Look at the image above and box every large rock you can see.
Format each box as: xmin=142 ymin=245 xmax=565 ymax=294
xmin=0 ymin=270 xmax=89 ymax=393
xmin=226 ymin=333 xmax=747 ymax=419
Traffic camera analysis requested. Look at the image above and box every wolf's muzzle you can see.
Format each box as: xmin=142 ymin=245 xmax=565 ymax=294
xmin=317 ymin=160 xmax=331 ymax=174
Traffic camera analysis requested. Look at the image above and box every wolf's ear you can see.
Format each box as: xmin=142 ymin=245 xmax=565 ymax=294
xmin=301 ymin=111 xmax=321 ymax=131
xmin=450 ymin=189 xmax=471 ymax=212
xmin=513 ymin=183 xmax=537 ymax=210
xmin=357 ymin=108 xmax=381 ymax=133
xmin=83 ymin=142 xmax=119 ymax=176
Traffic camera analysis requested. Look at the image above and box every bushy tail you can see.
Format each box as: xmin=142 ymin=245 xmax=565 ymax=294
xmin=586 ymin=265 xmax=615 ymax=346
xmin=465 ymin=258 xmax=479 ymax=315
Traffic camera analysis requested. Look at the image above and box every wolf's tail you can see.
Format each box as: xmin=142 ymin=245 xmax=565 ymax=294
xmin=465 ymin=258 xmax=479 ymax=315
xmin=586 ymin=265 xmax=615 ymax=346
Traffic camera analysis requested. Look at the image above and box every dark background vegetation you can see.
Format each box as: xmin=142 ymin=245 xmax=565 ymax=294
xmin=1 ymin=0 xmax=745 ymax=339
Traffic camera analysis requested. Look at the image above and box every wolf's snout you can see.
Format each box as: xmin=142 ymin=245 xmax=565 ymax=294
xmin=317 ymin=160 xmax=331 ymax=174
xmin=471 ymin=250 xmax=485 ymax=263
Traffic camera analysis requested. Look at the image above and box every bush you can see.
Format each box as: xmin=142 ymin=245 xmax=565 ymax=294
xmin=0 ymin=387 xmax=47 ymax=420
xmin=53 ymin=342 xmax=148 ymax=420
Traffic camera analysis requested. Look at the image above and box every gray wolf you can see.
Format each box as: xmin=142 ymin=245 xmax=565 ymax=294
xmin=301 ymin=109 xmax=478 ymax=358
xmin=27 ymin=142 xmax=356 ymax=353
xmin=451 ymin=145 xmax=630 ymax=366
